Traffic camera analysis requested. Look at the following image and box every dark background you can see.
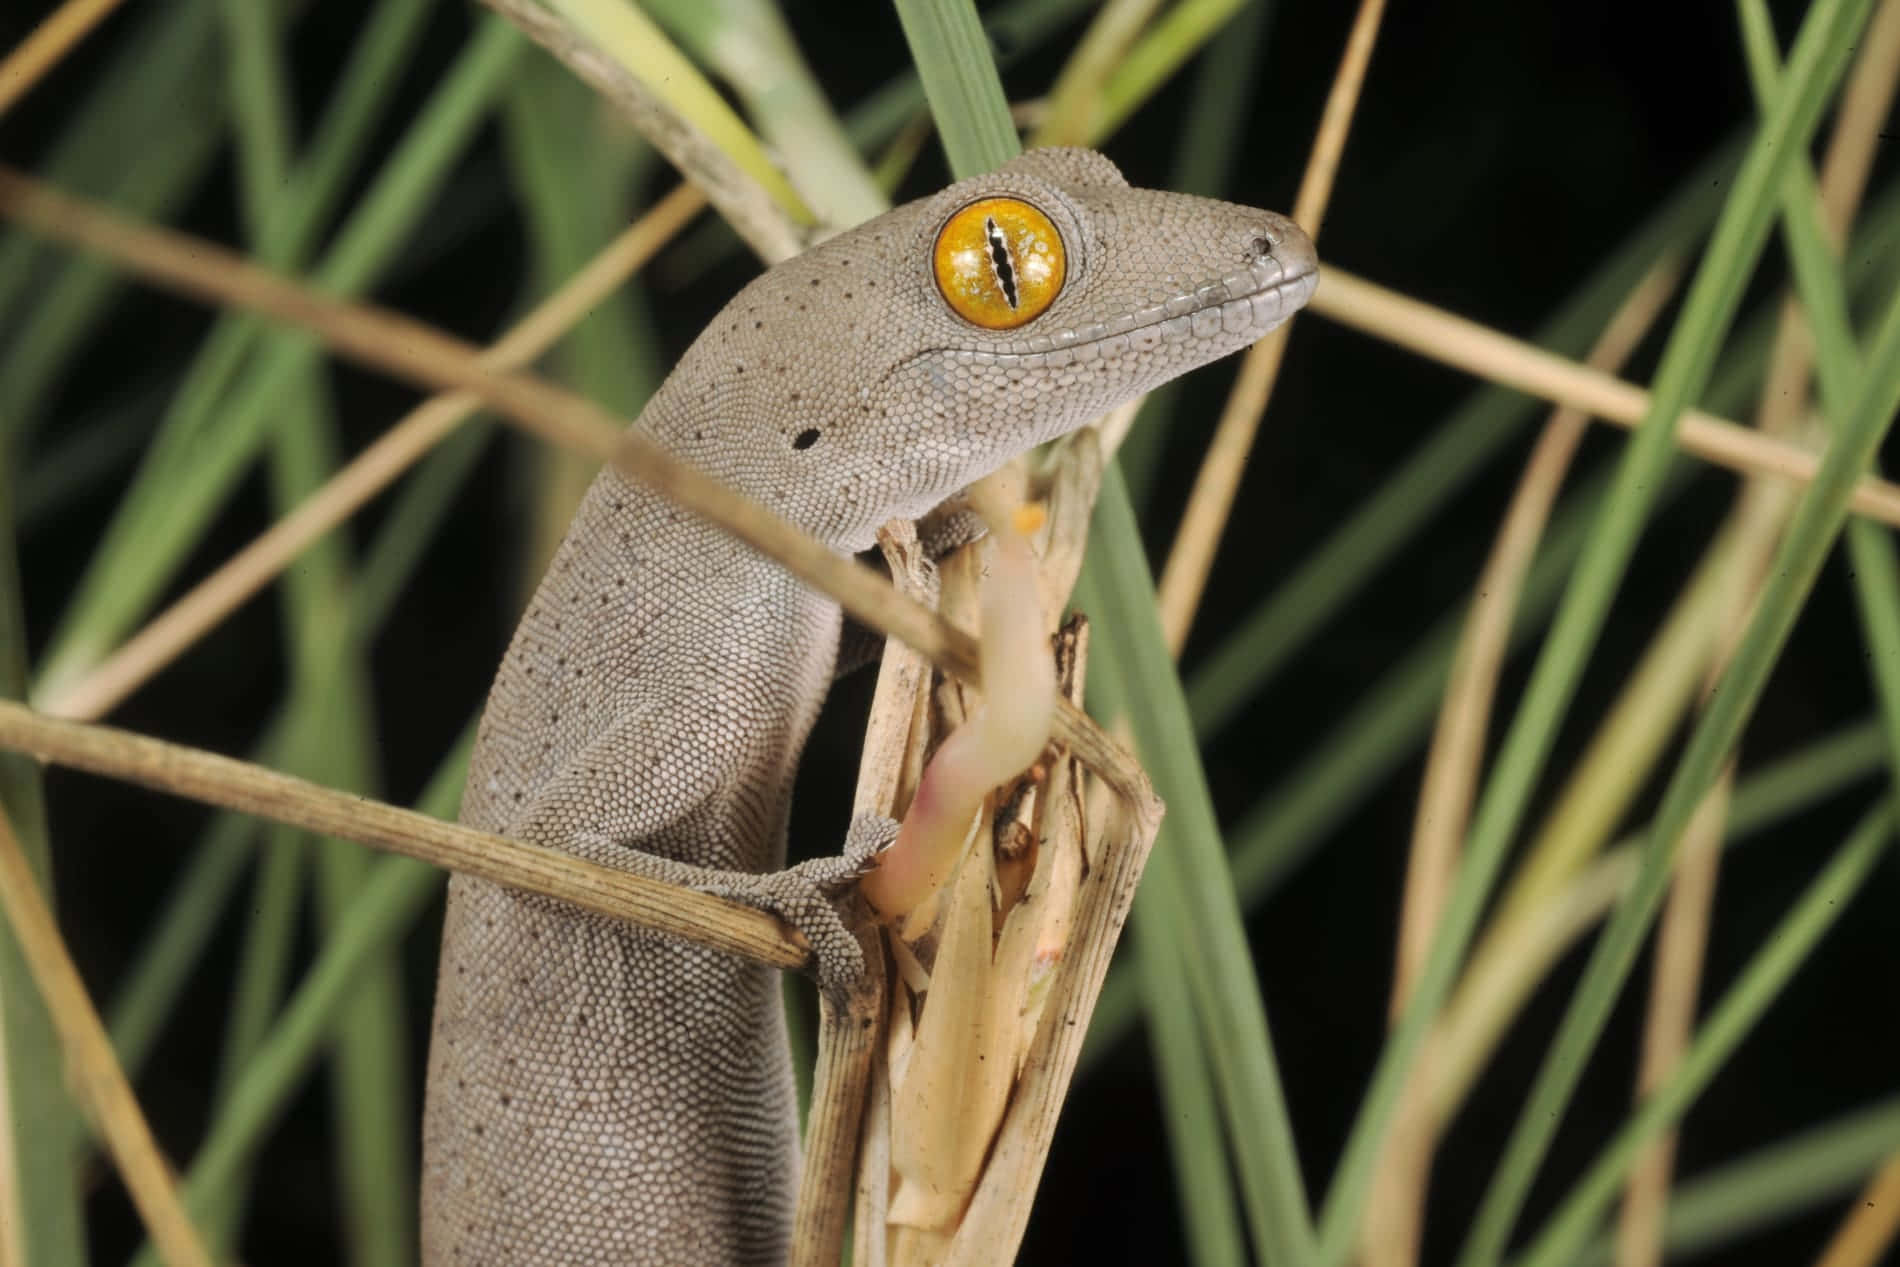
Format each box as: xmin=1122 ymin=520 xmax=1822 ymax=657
xmin=1 ymin=0 xmax=1895 ymax=1263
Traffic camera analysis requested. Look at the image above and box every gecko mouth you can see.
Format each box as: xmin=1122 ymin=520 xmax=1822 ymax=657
xmin=940 ymin=245 xmax=1319 ymax=369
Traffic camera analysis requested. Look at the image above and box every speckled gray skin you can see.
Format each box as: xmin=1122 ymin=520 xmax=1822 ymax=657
xmin=420 ymin=148 xmax=1316 ymax=1264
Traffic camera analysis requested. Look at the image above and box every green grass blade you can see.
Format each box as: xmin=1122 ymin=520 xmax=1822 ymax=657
xmin=1093 ymin=0 xmax=1246 ymax=143
xmin=1317 ymin=3 xmax=1877 ymax=1259
xmin=543 ymin=0 xmax=812 ymax=230
xmin=218 ymin=0 xmax=295 ymax=209
xmin=201 ymin=830 xmax=304 ymax=1251
xmin=1734 ymin=0 xmax=1900 ymax=815
xmin=32 ymin=16 xmax=523 ymax=702
xmin=1588 ymin=716 xmax=1890 ymax=883
xmin=1087 ymin=662 xmax=1249 ymax=1266
xmin=1117 ymin=0 xmax=1280 ymax=509
xmin=845 ymin=0 xmax=1096 ymax=152
xmin=1133 ymin=917 xmax=1248 ymax=1267
xmin=0 ymin=126 xmax=223 ymax=450
xmin=214 ymin=10 xmax=417 ymax=1254
xmin=0 ymin=445 xmax=83 ymax=1265
xmin=890 ymin=0 xmax=1020 ymax=174
xmin=0 ymin=0 xmax=216 ymax=316
xmin=215 ymin=840 xmax=303 ymax=1108
xmin=304 ymin=754 xmax=416 ymax=1267
xmin=125 ymin=722 xmax=475 ymax=1267
xmin=1563 ymin=1094 xmax=1900 ymax=1266
xmin=1843 ymin=521 xmax=1900 ymax=770
xmin=270 ymin=425 xmax=417 ymax=1267
xmin=646 ymin=0 xmax=884 ymax=227
xmin=1186 ymin=137 xmax=1742 ymax=741
xmin=16 ymin=387 xmax=164 ymax=525
xmin=1139 ymin=0 xmax=1274 ymax=198
xmin=250 ymin=288 xmax=414 ymax=1267
xmin=1722 ymin=717 xmax=1886 ymax=829
xmin=272 ymin=0 xmax=438 ymax=257
xmin=500 ymin=58 xmax=660 ymax=421
xmin=1076 ymin=467 xmax=1318 ymax=1266
xmin=1455 ymin=111 xmax=1900 ymax=1267
xmin=893 ymin=4 xmax=1317 ymax=1256
xmin=0 ymin=0 xmax=225 ymax=441
xmin=1514 ymin=799 xmax=1894 ymax=1267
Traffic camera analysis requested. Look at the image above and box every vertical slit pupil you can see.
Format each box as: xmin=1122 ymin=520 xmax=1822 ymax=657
xmin=984 ymin=216 xmax=1019 ymax=309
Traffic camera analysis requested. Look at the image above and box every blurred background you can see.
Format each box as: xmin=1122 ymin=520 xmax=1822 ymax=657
xmin=1 ymin=1 xmax=1895 ymax=1263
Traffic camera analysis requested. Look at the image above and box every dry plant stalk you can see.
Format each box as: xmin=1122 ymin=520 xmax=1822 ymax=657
xmin=0 ymin=699 xmax=804 ymax=970
xmin=481 ymin=0 xmax=808 ymax=262
xmin=40 ymin=180 xmax=708 ymax=722
xmin=0 ymin=0 xmax=125 ymax=117
xmin=1156 ymin=0 xmax=1386 ymax=653
xmin=1813 ymin=1153 xmax=1900 ymax=1267
xmin=1030 ymin=0 xmax=1165 ymax=146
xmin=1626 ymin=3 xmax=1900 ymax=1258
xmin=0 ymin=807 xmax=210 ymax=1267
xmin=839 ymin=433 xmax=1162 ymax=1266
xmin=1615 ymin=767 xmax=1731 ymax=1267
xmin=1359 ymin=252 xmax=1688 ymax=1267
xmin=0 ymin=159 xmax=1169 ymax=1262
xmin=0 ymin=165 xmax=1148 ymax=801
xmin=1309 ymin=266 xmax=1900 ymax=526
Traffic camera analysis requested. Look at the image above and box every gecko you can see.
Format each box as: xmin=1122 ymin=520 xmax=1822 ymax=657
xmin=419 ymin=147 xmax=1317 ymax=1264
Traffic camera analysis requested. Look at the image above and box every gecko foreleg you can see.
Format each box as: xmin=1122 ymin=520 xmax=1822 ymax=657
xmin=558 ymin=813 xmax=895 ymax=999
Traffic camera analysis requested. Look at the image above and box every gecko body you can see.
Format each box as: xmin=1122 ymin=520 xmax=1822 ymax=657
xmin=420 ymin=148 xmax=1315 ymax=1264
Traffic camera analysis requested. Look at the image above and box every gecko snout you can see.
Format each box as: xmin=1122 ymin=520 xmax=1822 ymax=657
xmin=1237 ymin=211 xmax=1319 ymax=321
xmin=1246 ymin=211 xmax=1317 ymax=280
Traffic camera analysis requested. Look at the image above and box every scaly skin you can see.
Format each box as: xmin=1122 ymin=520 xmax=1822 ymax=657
xmin=420 ymin=148 xmax=1316 ymax=1264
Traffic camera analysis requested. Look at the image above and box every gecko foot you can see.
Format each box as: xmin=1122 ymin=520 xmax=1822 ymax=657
xmin=702 ymin=813 xmax=897 ymax=1000
xmin=916 ymin=503 xmax=988 ymax=559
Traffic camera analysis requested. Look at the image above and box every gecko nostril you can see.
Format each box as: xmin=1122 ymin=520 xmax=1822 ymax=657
xmin=1250 ymin=234 xmax=1274 ymax=259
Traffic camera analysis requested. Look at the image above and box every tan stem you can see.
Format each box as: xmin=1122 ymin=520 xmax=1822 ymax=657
xmin=0 ymin=164 xmax=1153 ymax=814
xmin=38 ymin=181 xmax=706 ymax=722
xmin=791 ymin=921 xmax=885 ymax=1267
xmin=0 ymin=699 xmax=806 ymax=971
xmin=1155 ymin=0 xmax=1387 ymax=653
xmin=1307 ymin=268 xmax=1900 ymax=526
xmin=1618 ymin=5 xmax=1900 ymax=1256
xmin=1363 ymin=253 xmax=1684 ymax=1267
xmin=0 ymin=806 xmax=211 ymax=1267
xmin=1811 ymin=1154 xmax=1900 ymax=1267
xmin=0 ymin=0 xmax=125 ymax=117
xmin=481 ymin=0 xmax=808 ymax=262
xmin=1614 ymin=770 xmax=1730 ymax=1267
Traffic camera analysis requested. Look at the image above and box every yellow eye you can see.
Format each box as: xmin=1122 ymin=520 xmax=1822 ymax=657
xmin=932 ymin=197 xmax=1066 ymax=329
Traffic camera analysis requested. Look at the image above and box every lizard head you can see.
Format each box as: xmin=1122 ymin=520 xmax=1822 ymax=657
xmin=654 ymin=147 xmax=1317 ymax=550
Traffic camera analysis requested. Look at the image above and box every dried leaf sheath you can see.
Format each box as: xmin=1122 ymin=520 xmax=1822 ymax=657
xmin=835 ymin=434 xmax=1163 ymax=1265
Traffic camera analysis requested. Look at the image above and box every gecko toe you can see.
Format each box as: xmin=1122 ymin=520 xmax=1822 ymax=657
xmin=704 ymin=859 xmax=869 ymax=999
xmin=841 ymin=812 xmax=901 ymax=872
